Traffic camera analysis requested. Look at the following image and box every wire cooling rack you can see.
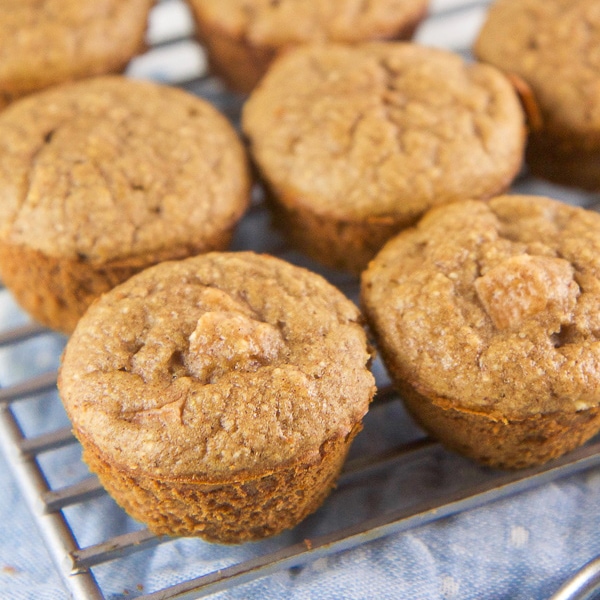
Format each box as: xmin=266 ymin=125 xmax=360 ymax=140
xmin=1 ymin=1 xmax=600 ymax=599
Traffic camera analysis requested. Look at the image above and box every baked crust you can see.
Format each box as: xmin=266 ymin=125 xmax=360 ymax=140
xmin=81 ymin=422 xmax=362 ymax=543
xmin=186 ymin=0 xmax=429 ymax=92
xmin=0 ymin=0 xmax=153 ymax=101
xmin=399 ymin=381 xmax=600 ymax=470
xmin=361 ymin=195 xmax=600 ymax=468
xmin=243 ymin=43 xmax=525 ymax=273
xmin=58 ymin=252 xmax=375 ymax=541
xmin=474 ymin=0 xmax=600 ymax=189
xmin=0 ymin=76 xmax=250 ymax=333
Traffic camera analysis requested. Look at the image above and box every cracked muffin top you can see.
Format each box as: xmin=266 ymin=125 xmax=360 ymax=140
xmin=187 ymin=0 xmax=429 ymax=45
xmin=0 ymin=0 xmax=153 ymax=101
xmin=58 ymin=252 xmax=375 ymax=482
xmin=361 ymin=195 xmax=600 ymax=419
xmin=0 ymin=76 xmax=250 ymax=263
xmin=474 ymin=0 xmax=600 ymax=143
xmin=242 ymin=43 xmax=525 ymax=226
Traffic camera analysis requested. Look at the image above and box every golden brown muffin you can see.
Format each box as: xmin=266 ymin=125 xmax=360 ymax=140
xmin=0 ymin=76 xmax=250 ymax=334
xmin=474 ymin=0 xmax=600 ymax=190
xmin=58 ymin=251 xmax=376 ymax=543
xmin=185 ymin=0 xmax=430 ymax=93
xmin=0 ymin=0 xmax=154 ymax=104
xmin=243 ymin=43 xmax=526 ymax=273
xmin=361 ymin=195 xmax=600 ymax=469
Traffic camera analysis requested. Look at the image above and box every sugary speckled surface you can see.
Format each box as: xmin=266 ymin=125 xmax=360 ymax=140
xmin=59 ymin=252 xmax=375 ymax=480
xmin=0 ymin=0 xmax=153 ymax=100
xmin=362 ymin=195 xmax=600 ymax=418
xmin=0 ymin=76 xmax=249 ymax=262
xmin=244 ymin=43 xmax=524 ymax=222
xmin=242 ymin=43 xmax=524 ymax=271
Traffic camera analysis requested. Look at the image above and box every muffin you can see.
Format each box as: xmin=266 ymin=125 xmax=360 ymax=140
xmin=361 ymin=195 xmax=600 ymax=469
xmin=0 ymin=76 xmax=250 ymax=334
xmin=186 ymin=0 xmax=430 ymax=93
xmin=242 ymin=43 xmax=526 ymax=273
xmin=0 ymin=0 xmax=154 ymax=105
xmin=474 ymin=0 xmax=600 ymax=190
xmin=58 ymin=251 xmax=376 ymax=543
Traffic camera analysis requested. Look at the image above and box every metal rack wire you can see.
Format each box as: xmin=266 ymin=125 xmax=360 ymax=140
xmin=1 ymin=1 xmax=600 ymax=598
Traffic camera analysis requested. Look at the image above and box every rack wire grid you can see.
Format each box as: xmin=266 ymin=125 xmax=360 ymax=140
xmin=1 ymin=0 xmax=600 ymax=599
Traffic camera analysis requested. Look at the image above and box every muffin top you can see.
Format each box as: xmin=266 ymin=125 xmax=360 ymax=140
xmin=0 ymin=76 xmax=250 ymax=263
xmin=0 ymin=0 xmax=153 ymax=100
xmin=58 ymin=252 xmax=375 ymax=482
xmin=361 ymin=195 xmax=600 ymax=419
xmin=474 ymin=0 xmax=600 ymax=141
xmin=187 ymin=0 xmax=428 ymax=45
xmin=243 ymin=43 xmax=524 ymax=226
